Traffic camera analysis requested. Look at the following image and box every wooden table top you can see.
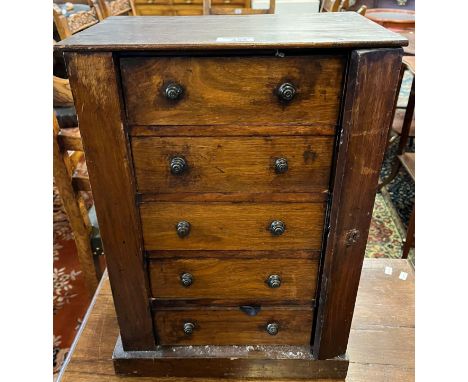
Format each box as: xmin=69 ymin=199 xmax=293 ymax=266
xmin=56 ymin=258 xmax=414 ymax=381
xmin=55 ymin=12 xmax=408 ymax=52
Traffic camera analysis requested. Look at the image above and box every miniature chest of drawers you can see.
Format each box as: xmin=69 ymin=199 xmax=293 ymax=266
xmin=57 ymin=13 xmax=406 ymax=379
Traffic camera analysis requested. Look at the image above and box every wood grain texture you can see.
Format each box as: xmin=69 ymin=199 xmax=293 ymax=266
xmin=129 ymin=123 xmax=337 ymax=137
xmin=56 ymin=259 xmax=413 ymax=382
xmin=121 ymin=55 xmax=345 ymax=125
xmin=153 ymin=307 xmax=313 ymax=345
xmin=146 ymin=249 xmax=321 ymax=260
xmin=138 ymin=192 xmax=328 ymax=203
xmin=149 ymin=258 xmax=319 ymax=300
xmin=55 ymin=13 xmax=408 ymax=51
xmin=65 ymin=52 xmax=155 ymax=351
xmin=53 ymin=114 xmax=98 ymax=297
xmin=113 ymin=339 xmax=347 ymax=378
xmin=132 ymin=136 xmax=334 ymax=193
xmin=140 ymin=202 xmax=325 ymax=250
xmin=312 ymin=48 xmax=403 ymax=360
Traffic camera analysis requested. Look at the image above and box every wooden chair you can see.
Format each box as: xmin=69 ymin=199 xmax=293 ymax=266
xmin=97 ymin=0 xmax=136 ymax=18
xmin=378 ymin=57 xmax=415 ymax=259
xmin=321 ymin=0 xmax=340 ymax=12
xmin=53 ymin=1 xmax=102 ymax=40
xmin=203 ymin=0 xmax=274 ymax=15
xmin=53 ymin=113 xmax=106 ymax=298
xmin=321 ymin=0 xmax=367 ymax=15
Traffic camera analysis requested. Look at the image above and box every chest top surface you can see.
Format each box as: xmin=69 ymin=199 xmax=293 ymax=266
xmin=55 ymin=12 xmax=407 ymax=52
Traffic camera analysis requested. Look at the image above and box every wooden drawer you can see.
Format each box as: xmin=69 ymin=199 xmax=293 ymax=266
xmin=135 ymin=5 xmax=174 ymax=15
xmin=132 ymin=136 xmax=334 ymax=194
xmin=212 ymin=0 xmax=247 ymax=5
xmin=120 ymin=55 xmax=345 ymax=125
xmin=153 ymin=307 xmax=313 ymax=345
xmin=173 ymin=6 xmax=203 ymax=15
xmin=140 ymin=202 xmax=325 ymax=250
xmin=173 ymin=0 xmax=203 ymax=4
xmin=149 ymin=258 xmax=319 ymax=301
xmin=135 ymin=0 xmax=171 ymax=4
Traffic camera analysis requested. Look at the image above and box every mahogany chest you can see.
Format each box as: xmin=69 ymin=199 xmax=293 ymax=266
xmin=56 ymin=13 xmax=406 ymax=379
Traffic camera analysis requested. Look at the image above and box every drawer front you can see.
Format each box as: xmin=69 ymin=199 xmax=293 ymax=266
xmin=135 ymin=0 xmax=171 ymax=4
xmin=132 ymin=136 xmax=334 ymax=193
xmin=173 ymin=0 xmax=203 ymax=4
xmin=212 ymin=0 xmax=247 ymax=4
xmin=149 ymin=258 xmax=319 ymax=300
xmin=120 ymin=55 xmax=345 ymax=125
xmin=173 ymin=7 xmax=203 ymax=15
xmin=140 ymin=202 xmax=325 ymax=250
xmin=135 ymin=5 xmax=174 ymax=15
xmin=154 ymin=307 xmax=313 ymax=345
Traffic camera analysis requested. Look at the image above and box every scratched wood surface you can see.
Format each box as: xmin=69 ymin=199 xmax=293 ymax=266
xmin=132 ymin=136 xmax=334 ymax=194
xmin=57 ymin=258 xmax=414 ymax=381
xmin=153 ymin=307 xmax=313 ymax=345
xmin=148 ymin=258 xmax=319 ymax=301
xmin=120 ymin=55 xmax=345 ymax=125
xmin=54 ymin=13 xmax=407 ymax=51
xmin=139 ymin=202 xmax=325 ymax=250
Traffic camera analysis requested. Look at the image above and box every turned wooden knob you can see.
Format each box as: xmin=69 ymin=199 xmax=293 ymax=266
xmin=277 ymin=82 xmax=296 ymax=102
xmin=164 ymin=83 xmax=183 ymax=100
xmin=266 ymin=274 xmax=281 ymax=288
xmin=180 ymin=272 xmax=193 ymax=287
xmin=176 ymin=221 xmax=191 ymax=238
xmin=269 ymin=220 xmax=285 ymax=236
xmin=183 ymin=322 xmax=195 ymax=335
xmin=274 ymin=158 xmax=288 ymax=174
xmin=266 ymin=322 xmax=279 ymax=335
xmin=170 ymin=156 xmax=187 ymax=175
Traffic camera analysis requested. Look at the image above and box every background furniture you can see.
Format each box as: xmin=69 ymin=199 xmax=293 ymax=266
xmin=53 ymin=114 xmax=106 ymax=298
xmin=321 ymin=0 xmax=367 ymax=15
xmin=56 ymin=13 xmax=405 ymax=379
xmin=365 ymin=8 xmax=415 ymax=31
xmin=253 ymin=0 xmax=319 ymax=14
xmin=349 ymin=0 xmax=414 ymax=10
xmin=56 ymin=259 xmax=415 ymax=382
xmin=204 ymin=0 xmax=273 ymax=14
xmin=379 ymin=57 xmax=415 ymax=259
xmin=134 ymin=0 xmax=250 ymax=16
xmin=97 ymin=0 xmax=136 ymax=17
xmin=53 ymin=2 xmax=101 ymax=40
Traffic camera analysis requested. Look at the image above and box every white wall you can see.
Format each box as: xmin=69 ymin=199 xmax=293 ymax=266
xmin=252 ymin=0 xmax=320 ymax=14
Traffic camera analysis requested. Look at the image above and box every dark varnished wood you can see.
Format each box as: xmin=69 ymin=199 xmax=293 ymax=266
xmin=57 ymin=259 xmax=413 ymax=381
xmin=113 ymin=337 xmax=348 ymax=378
xmin=58 ymin=14 xmax=408 ymax=378
xmin=153 ymin=307 xmax=313 ymax=345
xmin=146 ymin=249 xmax=321 ymax=260
xmin=132 ymin=136 xmax=335 ymax=193
xmin=129 ymin=123 xmax=337 ymax=137
xmin=55 ymin=13 xmax=407 ymax=52
xmin=312 ymin=48 xmax=403 ymax=360
xmin=138 ymin=192 xmax=328 ymax=204
xmin=148 ymin=258 xmax=319 ymax=301
xmin=121 ymin=55 xmax=345 ymax=125
xmin=64 ymin=52 xmax=155 ymax=351
xmin=140 ymin=202 xmax=325 ymax=250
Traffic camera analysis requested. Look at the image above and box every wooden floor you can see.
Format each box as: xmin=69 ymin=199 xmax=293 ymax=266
xmin=57 ymin=259 xmax=414 ymax=381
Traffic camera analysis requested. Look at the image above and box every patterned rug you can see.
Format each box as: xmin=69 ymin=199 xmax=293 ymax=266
xmin=381 ymin=69 xmax=415 ymax=228
xmin=53 ymin=186 xmax=90 ymax=377
xmin=367 ymin=67 xmax=415 ymax=262
xmin=366 ymin=193 xmax=405 ymax=259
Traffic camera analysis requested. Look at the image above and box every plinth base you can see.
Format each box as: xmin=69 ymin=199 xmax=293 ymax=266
xmin=113 ymin=336 xmax=349 ymax=379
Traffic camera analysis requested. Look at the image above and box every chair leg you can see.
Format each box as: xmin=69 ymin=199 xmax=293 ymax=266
xmin=402 ymin=205 xmax=415 ymax=259
xmin=378 ymin=160 xmax=402 ymax=191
